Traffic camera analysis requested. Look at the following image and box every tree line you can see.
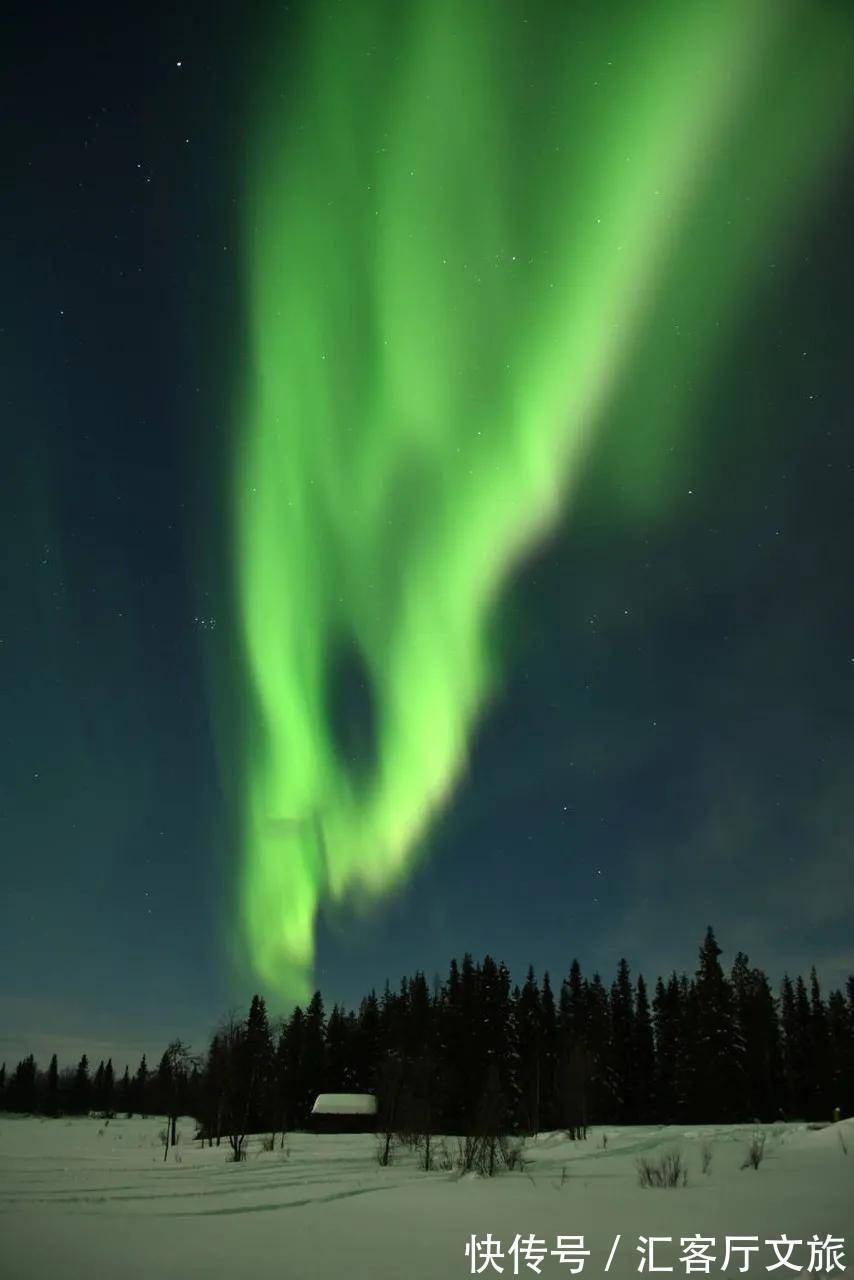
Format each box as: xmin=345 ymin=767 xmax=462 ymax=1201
xmin=2 ymin=928 xmax=852 ymax=1139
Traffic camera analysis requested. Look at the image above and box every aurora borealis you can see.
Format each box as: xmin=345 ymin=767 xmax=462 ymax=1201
xmin=3 ymin=0 xmax=854 ymax=1064
xmin=234 ymin=0 xmax=854 ymax=998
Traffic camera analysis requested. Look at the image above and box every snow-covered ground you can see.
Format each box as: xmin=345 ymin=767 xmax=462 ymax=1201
xmin=0 ymin=1115 xmax=851 ymax=1279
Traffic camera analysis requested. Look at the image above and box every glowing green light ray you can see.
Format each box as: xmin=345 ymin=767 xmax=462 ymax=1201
xmin=232 ymin=0 xmax=853 ymax=998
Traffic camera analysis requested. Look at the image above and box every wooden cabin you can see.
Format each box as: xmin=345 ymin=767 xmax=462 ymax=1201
xmin=308 ymin=1092 xmax=378 ymax=1133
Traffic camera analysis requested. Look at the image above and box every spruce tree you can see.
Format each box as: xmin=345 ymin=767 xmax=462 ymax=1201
xmin=781 ymin=975 xmax=812 ymax=1118
xmin=436 ymin=959 xmax=466 ymax=1132
xmin=585 ymin=973 xmax=614 ymax=1121
xmin=406 ymin=972 xmax=432 ymax=1059
xmin=300 ymin=991 xmax=326 ymax=1122
xmin=244 ymin=994 xmax=274 ymax=1132
xmin=539 ymin=972 xmax=559 ymax=1129
xmin=103 ymin=1059 xmax=115 ymax=1116
xmin=157 ymin=1041 xmax=195 ymax=1148
xmin=452 ymin=954 xmax=481 ymax=1129
xmin=517 ymin=966 xmax=542 ymax=1133
xmin=693 ymin=927 xmax=745 ymax=1121
xmin=72 ymin=1054 xmax=90 ymax=1115
xmin=354 ymin=991 xmax=381 ymax=1092
xmin=826 ymin=989 xmax=854 ymax=1119
xmin=133 ymin=1054 xmax=149 ymax=1116
xmin=475 ymin=956 xmax=520 ymax=1133
xmin=325 ymin=1005 xmax=353 ymax=1091
xmin=653 ymin=975 xmax=681 ymax=1122
xmin=633 ymin=975 xmax=655 ymax=1123
xmin=731 ymin=953 xmax=783 ymax=1121
xmin=46 ymin=1054 xmax=59 ymax=1117
xmin=7 ymin=1056 xmax=37 ymax=1113
xmin=203 ymin=1033 xmax=228 ymax=1144
xmin=807 ymin=969 xmax=831 ymax=1121
xmin=610 ymin=959 xmax=635 ymax=1123
xmin=93 ymin=1060 xmax=105 ymax=1112
xmin=277 ymin=1006 xmax=306 ymax=1130
xmin=118 ymin=1065 xmax=132 ymax=1117
xmin=555 ymin=960 xmax=591 ymax=1134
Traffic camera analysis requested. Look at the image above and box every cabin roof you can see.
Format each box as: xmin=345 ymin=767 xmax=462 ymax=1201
xmin=310 ymin=1092 xmax=377 ymax=1116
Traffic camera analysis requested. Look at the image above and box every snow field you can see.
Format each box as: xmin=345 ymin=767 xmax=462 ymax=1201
xmin=0 ymin=1115 xmax=852 ymax=1280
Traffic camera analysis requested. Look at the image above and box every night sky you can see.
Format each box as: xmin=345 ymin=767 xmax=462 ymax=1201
xmin=3 ymin=1 xmax=853 ymax=1070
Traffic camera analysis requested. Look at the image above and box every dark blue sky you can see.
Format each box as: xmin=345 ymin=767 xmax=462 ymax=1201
xmin=2 ymin=1 xmax=853 ymax=1072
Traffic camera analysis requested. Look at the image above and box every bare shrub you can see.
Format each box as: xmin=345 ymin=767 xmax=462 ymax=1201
xmin=701 ymin=1141 xmax=713 ymax=1175
xmin=455 ymin=1134 xmax=526 ymax=1177
xmin=260 ymin=1134 xmax=275 ymax=1153
xmin=637 ymin=1150 xmax=687 ymax=1188
xmin=456 ymin=1135 xmax=476 ymax=1171
xmin=500 ymin=1136 xmax=526 ymax=1171
xmin=436 ymin=1140 xmax=454 ymax=1171
xmin=376 ymin=1132 xmax=395 ymax=1166
xmin=741 ymin=1130 xmax=766 ymax=1171
xmin=407 ymin=1132 xmax=435 ymax=1171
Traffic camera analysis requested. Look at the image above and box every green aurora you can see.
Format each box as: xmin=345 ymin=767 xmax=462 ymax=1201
xmin=233 ymin=0 xmax=853 ymax=999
